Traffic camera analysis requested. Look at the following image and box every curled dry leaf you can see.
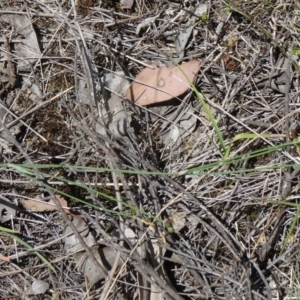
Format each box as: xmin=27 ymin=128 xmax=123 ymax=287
xmin=63 ymin=218 xmax=125 ymax=287
xmin=74 ymin=246 xmax=125 ymax=287
xmin=63 ymin=217 xmax=95 ymax=254
xmin=21 ymin=195 xmax=69 ymax=213
xmin=0 ymin=14 xmax=41 ymax=70
xmin=125 ymin=60 xmax=201 ymax=106
xmin=28 ymin=279 xmax=49 ymax=295
xmin=120 ymin=0 xmax=134 ymax=9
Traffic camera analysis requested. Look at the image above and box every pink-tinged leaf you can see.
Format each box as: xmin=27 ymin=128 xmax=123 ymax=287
xmin=21 ymin=195 xmax=70 ymax=213
xmin=125 ymin=60 xmax=201 ymax=105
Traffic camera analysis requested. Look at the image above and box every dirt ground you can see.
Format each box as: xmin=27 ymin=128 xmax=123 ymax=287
xmin=0 ymin=0 xmax=300 ymax=299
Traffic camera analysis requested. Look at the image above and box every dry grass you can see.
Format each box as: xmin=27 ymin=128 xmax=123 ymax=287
xmin=0 ymin=0 xmax=300 ymax=299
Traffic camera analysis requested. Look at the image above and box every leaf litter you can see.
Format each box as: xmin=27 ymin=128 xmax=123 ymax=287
xmin=0 ymin=14 xmax=41 ymax=70
xmin=125 ymin=60 xmax=201 ymax=105
xmin=21 ymin=194 xmax=70 ymax=213
xmin=0 ymin=1 xmax=299 ymax=299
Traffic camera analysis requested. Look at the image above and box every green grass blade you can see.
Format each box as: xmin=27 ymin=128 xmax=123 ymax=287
xmin=8 ymin=164 xmax=163 ymax=223
xmin=0 ymin=226 xmax=19 ymax=233
xmin=176 ymin=63 xmax=226 ymax=154
xmin=5 ymin=232 xmax=57 ymax=274
xmin=223 ymin=133 xmax=271 ymax=160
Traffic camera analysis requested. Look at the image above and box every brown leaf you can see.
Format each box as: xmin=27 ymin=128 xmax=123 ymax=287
xmin=222 ymin=53 xmax=241 ymax=72
xmin=0 ymin=254 xmax=11 ymax=263
xmin=21 ymin=195 xmax=69 ymax=213
xmin=125 ymin=60 xmax=201 ymax=105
